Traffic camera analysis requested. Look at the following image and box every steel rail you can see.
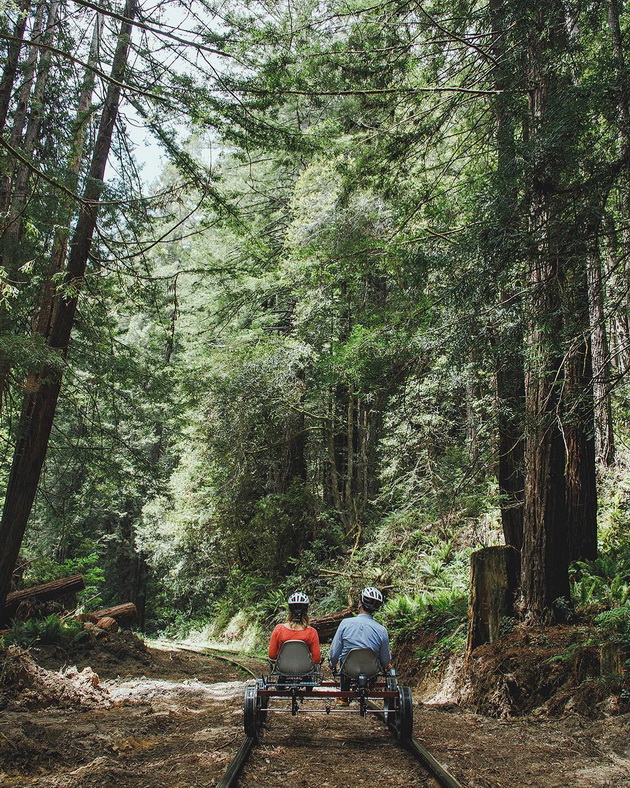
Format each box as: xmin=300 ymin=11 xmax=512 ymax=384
xmin=367 ymin=700 xmax=463 ymax=788
xmin=403 ymin=736 xmax=463 ymax=788
xmin=215 ymin=736 xmax=256 ymax=788
xmin=159 ymin=643 xmax=260 ymax=787
xmin=169 ymin=642 xmax=260 ymax=680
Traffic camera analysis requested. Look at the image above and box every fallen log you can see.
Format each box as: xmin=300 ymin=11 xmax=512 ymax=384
xmin=310 ymin=607 xmax=354 ymax=642
xmin=4 ymin=575 xmax=86 ymax=619
xmin=91 ymin=602 xmax=137 ymax=623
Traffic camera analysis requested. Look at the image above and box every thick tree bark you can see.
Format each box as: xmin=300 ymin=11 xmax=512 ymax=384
xmin=32 ymin=13 xmax=102 ymax=338
xmin=587 ymin=239 xmax=615 ymax=466
xmin=520 ymin=2 xmax=571 ymax=621
xmin=496 ymin=352 xmax=525 ymax=555
xmin=563 ymin=332 xmax=598 ymax=563
xmin=1 ymin=1 xmax=60 ymax=254
xmin=91 ymin=602 xmax=138 ymax=623
xmin=489 ymin=0 xmax=525 ymax=567
xmin=0 ymin=0 xmax=138 ymax=613
xmin=0 ymin=0 xmax=31 ymax=133
xmin=562 ymin=205 xmax=598 ymax=563
xmin=603 ymin=212 xmax=630 ymax=376
xmin=0 ymin=2 xmax=44 ymax=221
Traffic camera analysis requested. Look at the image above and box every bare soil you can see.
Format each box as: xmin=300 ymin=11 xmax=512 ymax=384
xmin=0 ymin=633 xmax=628 ymax=787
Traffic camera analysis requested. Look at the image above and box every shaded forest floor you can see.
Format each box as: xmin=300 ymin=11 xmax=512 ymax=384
xmin=0 ymin=634 xmax=628 ymax=786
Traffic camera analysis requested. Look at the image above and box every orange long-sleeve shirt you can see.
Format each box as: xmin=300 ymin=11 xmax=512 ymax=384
xmin=268 ymin=623 xmax=321 ymax=663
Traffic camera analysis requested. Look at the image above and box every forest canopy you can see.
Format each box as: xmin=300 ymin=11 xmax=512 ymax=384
xmin=0 ymin=0 xmax=629 ymax=653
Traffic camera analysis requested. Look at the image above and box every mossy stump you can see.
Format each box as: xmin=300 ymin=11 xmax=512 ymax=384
xmin=467 ymin=545 xmax=519 ymax=656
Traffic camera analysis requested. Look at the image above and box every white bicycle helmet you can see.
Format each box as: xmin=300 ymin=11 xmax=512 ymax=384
xmin=360 ymin=586 xmax=383 ymax=612
xmin=288 ymin=591 xmax=309 ymax=609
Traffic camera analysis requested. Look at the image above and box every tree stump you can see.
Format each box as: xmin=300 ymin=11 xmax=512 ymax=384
xmin=600 ymin=643 xmax=627 ymax=677
xmin=467 ymin=545 xmax=519 ymax=655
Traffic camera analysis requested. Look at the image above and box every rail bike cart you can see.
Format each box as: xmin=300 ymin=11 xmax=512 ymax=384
xmin=243 ymin=640 xmax=413 ymax=742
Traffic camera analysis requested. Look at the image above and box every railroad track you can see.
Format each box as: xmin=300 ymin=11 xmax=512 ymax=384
xmin=216 ymin=691 xmax=463 ymax=788
xmin=170 ymin=641 xmax=261 ymax=680
xmin=167 ymin=642 xmax=462 ymax=787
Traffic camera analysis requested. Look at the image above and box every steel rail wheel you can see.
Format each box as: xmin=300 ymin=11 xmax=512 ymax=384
xmin=243 ymin=685 xmax=262 ymax=740
xmin=395 ymin=685 xmax=413 ymax=741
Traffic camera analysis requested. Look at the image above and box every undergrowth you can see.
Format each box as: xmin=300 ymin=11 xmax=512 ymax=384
xmin=381 ymin=588 xmax=468 ymax=666
xmin=0 ymin=615 xmax=85 ymax=649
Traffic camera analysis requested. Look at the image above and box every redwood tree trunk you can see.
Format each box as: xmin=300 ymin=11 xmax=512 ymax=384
xmin=564 ymin=332 xmax=598 ymax=563
xmin=587 ymin=238 xmax=615 ymax=466
xmin=520 ymin=1 xmax=571 ymax=621
xmin=0 ymin=0 xmax=138 ymax=612
xmin=2 ymin=1 xmax=60 ymax=252
xmin=490 ymin=0 xmax=524 ymax=563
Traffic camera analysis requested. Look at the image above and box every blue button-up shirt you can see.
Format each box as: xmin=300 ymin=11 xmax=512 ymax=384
xmin=329 ymin=613 xmax=391 ymax=669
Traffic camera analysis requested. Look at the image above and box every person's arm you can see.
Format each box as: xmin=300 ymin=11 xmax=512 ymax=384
xmin=268 ymin=625 xmax=281 ymax=659
xmin=379 ymin=631 xmax=392 ymax=669
xmin=329 ymin=621 xmax=344 ymax=669
xmin=309 ymin=627 xmax=322 ymax=665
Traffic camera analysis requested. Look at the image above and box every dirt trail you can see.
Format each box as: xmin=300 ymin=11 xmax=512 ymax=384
xmin=0 ymin=639 xmax=628 ymax=787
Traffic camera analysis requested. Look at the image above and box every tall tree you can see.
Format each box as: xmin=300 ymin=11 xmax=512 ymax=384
xmin=0 ymin=0 xmax=138 ymax=614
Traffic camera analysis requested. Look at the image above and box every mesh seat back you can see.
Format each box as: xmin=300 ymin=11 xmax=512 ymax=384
xmin=340 ymin=648 xmax=382 ymax=679
xmin=275 ymin=640 xmax=315 ymax=675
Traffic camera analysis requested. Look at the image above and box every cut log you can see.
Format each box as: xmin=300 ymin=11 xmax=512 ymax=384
xmin=96 ymin=616 xmax=119 ymax=633
xmin=3 ymin=574 xmax=85 ymax=619
xmin=466 ymin=545 xmax=519 ymax=655
xmin=91 ymin=602 xmax=137 ymax=623
xmin=310 ymin=607 xmax=354 ymax=642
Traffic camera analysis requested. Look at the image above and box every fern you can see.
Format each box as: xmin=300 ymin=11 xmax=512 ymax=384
xmin=3 ymin=615 xmax=83 ymax=647
xmin=594 ymin=604 xmax=630 ymax=647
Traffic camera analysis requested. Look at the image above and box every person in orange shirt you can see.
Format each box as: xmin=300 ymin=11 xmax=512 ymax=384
xmin=268 ymin=592 xmax=321 ymax=664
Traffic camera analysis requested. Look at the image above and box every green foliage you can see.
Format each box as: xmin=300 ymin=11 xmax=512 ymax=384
xmin=570 ymin=548 xmax=630 ymax=613
xmin=382 ymin=587 xmax=468 ymax=643
xmin=23 ymin=553 xmax=106 ymax=605
xmin=5 ymin=0 xmax=630 ymax=647
xmin=382 ymin=587 xmax=468 ymax=669
xmin=594 ymin=604 xmax=630 ymax=649
xmin=1 ymin=615 xmax=84 ymax=648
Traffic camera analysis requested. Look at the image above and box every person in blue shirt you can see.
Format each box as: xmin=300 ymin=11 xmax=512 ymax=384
xmin=329 ymin=586 xmax=391 ymax=704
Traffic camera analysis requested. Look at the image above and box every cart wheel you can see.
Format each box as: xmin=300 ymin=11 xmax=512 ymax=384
xmin=256 ymin=679 xmax=268 ymax=721
xmin=384 ymin=676 xmax=397 ymax=728
xmin=259 ymin=690 xmax=268 ymax=721
xmin=244 ymin=685 xmax=262 ymax=739
xmin=395 ymin=686 xmax=413 ymax=741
